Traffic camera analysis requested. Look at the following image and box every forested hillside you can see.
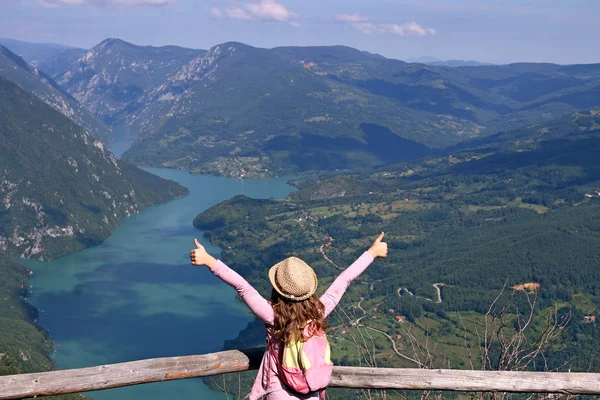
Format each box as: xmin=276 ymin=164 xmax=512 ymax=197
xmin=0 ymin=77 xmax=187 ymax=260
xmin=122 ymin=45 xmax=600 ymax=176
xmin=195 ymin=110 xmax=600 ymax=398
xmin=0 ymin=254 xmax=84 ymax=400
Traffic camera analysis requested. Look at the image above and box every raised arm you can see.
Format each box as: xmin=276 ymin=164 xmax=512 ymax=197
xmin=190 ymin=239 xmax=274 ymax=325
xmin=320 ymin=232 xmax=388 ymax=317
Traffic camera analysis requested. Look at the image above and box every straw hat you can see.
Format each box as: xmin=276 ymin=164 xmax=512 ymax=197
xmin=268 ymin=257 xmax=318 ymax=301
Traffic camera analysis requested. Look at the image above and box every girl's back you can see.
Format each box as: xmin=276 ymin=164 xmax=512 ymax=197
xmin=189 ymin=233 xmax=388 ymax=399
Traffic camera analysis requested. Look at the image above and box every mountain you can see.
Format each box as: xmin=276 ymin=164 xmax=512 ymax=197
xmin=0 ymin=77 xmax=188 ymax=260
xmin=50 ymin=39 xmax=600 ymax=176
xmin=36 ymin=47 xmax=88 ymax=79
xmin=55 ymin=38 xmax=205 ymax=126
xmin=122 ymin=43 xmax=600 ymax=175
xmin=0 ymin=38 xmax=82 ymax=68
xmin=459 ymin=107 xmax=600 ymax=151
xmin=0 ymin=45 xmax=113 ymax=142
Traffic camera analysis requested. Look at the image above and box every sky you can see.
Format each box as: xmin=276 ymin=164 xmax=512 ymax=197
xmin=0 ymin=0 xmax=599 ymax=64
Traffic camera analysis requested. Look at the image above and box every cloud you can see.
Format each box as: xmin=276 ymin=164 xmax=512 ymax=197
xmin=337 ymin=13 xmax=435 ymax=37
xmin=211 ymin=0 xmax=298 ymax=25
xmin=335 ymin=13 xmax=366 ymax=22
xmin=381 ymin=21 xmax=436 ymax=36
xmin=336 ymin=14 xmax=376 ymax=34
xmin=37 ymin=0 xmax=174 ymax=7
xmin=224 ymin=7 xmax=252 ymax=20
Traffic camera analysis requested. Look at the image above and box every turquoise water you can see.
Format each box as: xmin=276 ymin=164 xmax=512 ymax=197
xmin=24 ymin=167 xmax=296 ymax=399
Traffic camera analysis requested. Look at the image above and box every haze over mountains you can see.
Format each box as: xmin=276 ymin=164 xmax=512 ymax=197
xmin=405 ymin=56 xmax=493 ymax=67
xmin=0 ymin=45 xmax=113 ymax=142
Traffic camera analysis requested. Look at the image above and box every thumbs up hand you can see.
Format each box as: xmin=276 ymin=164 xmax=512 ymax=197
xmin=367 ymin=232 xmax=388 ymax=259
xmin=190 ymin=239 xmax=217 ymax=269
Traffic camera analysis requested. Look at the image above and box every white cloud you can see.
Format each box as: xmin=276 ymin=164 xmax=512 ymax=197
xmin=335 ymin=13 xmax=376 ymax=34
xmin=335 ymin=13 xmax=366 ymax=22
xmin=212 ymin=0 xmax=298 ymax=24
xmin=246 ymin=0 xmax=290 ymax=21
xmin=37 ymin=0 xmax=174 ymax=7
xmin=337 ymin=13 xmax=435 ymax=37
xmin=225 ymin=7 xmax=252 ymax=20
xmin=381 ymin=21 xmax=436 ymax=36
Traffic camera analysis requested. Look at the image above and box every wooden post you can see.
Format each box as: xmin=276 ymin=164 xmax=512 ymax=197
xmin=1 ymin=349 xmax=600 ymax=399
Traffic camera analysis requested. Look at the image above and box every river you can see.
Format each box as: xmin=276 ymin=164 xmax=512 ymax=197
xmin=23 ymin=135 xmax=296 ymax=399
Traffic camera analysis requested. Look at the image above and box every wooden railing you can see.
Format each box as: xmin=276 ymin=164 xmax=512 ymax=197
xmin=1 ymin=348 xmax=600 ymax=399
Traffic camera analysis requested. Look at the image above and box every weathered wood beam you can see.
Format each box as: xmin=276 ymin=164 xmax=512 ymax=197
xmin=0 ymin=348 xmax=264 ymax=400
xmin=1 ymin=348 xmax=600 ymax=399
xmin=329 ymin=367 xmax=600 ymax=394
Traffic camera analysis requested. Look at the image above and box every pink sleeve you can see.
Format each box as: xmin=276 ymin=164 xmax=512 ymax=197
xmin=320 ymin=251 xmax=374 ymax=317
xmin=211 ymin=260 xmax=275 ymax=325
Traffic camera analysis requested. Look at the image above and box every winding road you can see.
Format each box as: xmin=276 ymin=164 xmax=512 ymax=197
xmin=319 ymin=244 xmax=344 ymax=270
xmin=397 ymin=283 xmax=445 ymax=303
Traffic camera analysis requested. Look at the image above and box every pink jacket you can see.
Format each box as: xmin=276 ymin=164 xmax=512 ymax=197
xmin=211 ymin=251 xmax=375 ymax=400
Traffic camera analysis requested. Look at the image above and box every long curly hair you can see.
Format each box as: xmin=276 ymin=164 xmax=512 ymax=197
xmin=270 ymin=289 xmax=327 ymax=345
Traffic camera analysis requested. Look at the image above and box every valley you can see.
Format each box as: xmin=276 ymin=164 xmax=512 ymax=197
xmin=0 ymin=31 xmax=599 ymax=400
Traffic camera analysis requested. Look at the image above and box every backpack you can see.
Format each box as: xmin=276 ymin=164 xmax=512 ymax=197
xmin=269 ymin=324 xmax=333 ymax=397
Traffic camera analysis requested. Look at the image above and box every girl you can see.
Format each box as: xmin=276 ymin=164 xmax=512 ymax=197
xmin=190 ymin=232 xmax=388 ymax=399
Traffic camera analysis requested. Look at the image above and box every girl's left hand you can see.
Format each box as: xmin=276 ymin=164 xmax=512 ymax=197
xmin=190 ymin=239 xmax=217 ymax=269
xmin=368 ymin=232 xmax=388 ymax=259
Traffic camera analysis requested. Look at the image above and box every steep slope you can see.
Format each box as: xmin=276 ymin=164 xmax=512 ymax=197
xmin=0 ymin=77 xmax=188 ymax=260
xmin=56 ymin=38 xmax=205 ymax=126
xmin=0 ymin=253 xmax=53 ymax=375
xmin=0 ymin=45 xmax=112 ymax=142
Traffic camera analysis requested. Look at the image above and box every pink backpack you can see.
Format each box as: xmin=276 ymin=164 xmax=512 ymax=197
xmin=270 ymin=324 xmax=333 ymax=396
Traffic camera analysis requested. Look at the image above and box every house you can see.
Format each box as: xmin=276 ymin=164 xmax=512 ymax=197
xmin=395 ymin=315 xmax=405 ymax=322
xmin=512 ymin=282 xmax=541 ymax=292
xmin=584 ymin=316 xmax=596 ymax=323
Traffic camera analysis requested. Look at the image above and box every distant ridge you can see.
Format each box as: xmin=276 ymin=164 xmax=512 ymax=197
xmin=406 ymin=56 xmax=494 ymax=66
xmin=0 ymin=37 xmax=83 ymax=66
xmin=0 ymin=44 xmax=113 ymax=142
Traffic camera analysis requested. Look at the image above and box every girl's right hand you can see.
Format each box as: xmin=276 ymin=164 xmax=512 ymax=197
xmin=190 ymin=239 xmax=218 ymax=269
xmin=368 ymin=232 xmax=388 ymax=259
